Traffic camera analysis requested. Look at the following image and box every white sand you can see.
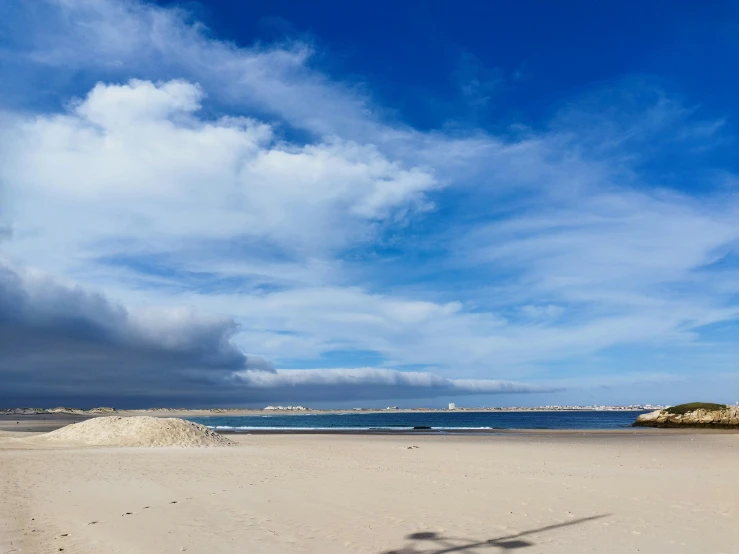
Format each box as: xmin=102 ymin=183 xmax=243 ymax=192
xmin=38 ymin=416 xmax=234 ymax=447
xmin=1 ymin=431 xmax=737 ymax=553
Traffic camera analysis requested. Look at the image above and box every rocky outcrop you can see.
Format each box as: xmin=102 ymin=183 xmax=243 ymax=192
xmin=634 ymin=405 xmax=739 ymax=428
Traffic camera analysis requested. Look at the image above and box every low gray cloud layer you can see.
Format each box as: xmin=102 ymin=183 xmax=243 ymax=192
xmin=231 ymin=369 xmax=553 ymax=403
xmin=0 ymin=261 xmax=548 ymax=407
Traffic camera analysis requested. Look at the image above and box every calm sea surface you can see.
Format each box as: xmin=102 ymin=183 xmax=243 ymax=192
xmin=188 ymin=410 xmax=647 ymax=431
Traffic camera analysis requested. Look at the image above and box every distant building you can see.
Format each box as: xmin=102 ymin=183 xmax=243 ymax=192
xmin=448 ymin=403 xmax=456 ymax=410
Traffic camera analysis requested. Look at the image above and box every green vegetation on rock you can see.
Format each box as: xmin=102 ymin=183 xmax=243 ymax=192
xmin=665 ymin=402 xmax=727 ymax=415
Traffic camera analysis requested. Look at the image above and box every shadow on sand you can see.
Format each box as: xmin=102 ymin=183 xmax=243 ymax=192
xmin=382 ymin=514 xmax=610 ymax=553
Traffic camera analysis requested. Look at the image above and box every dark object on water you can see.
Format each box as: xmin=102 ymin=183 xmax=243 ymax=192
xmin=413 ymin=426 xmax=432 ymax=430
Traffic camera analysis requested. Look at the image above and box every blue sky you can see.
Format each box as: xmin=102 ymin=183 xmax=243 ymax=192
xmin=178 ymin=0 xmax=738 ymax=131
xmin=0 ymin=0 xmax=737 ymax=408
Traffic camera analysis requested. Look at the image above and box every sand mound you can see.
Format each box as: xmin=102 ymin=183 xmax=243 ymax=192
xmin=41 ymin=416 xmax=234 ymax=447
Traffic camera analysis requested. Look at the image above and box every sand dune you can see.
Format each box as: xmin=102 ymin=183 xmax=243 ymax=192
xmin=38 ymin=416 xmax=234 ymax=447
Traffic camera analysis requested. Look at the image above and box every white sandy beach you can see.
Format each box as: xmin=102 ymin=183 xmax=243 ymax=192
xmin=1 ymin=427 xmax=737 ymax=554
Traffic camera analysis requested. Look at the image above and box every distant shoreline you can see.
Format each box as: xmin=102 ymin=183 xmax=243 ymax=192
xmin=0 ymin=406 xmax=658 ymax=418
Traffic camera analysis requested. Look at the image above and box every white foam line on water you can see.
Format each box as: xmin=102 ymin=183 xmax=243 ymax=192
xmin=208 ymin=426 xmax=496 ymax=431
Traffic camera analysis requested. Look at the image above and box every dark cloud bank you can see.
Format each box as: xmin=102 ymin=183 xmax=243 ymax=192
xmin=0 ymin=262 xmax=553 ymax=408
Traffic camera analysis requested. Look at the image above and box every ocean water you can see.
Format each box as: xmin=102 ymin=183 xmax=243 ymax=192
xmin=188 ymin=410 xmax=647 ymax=432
